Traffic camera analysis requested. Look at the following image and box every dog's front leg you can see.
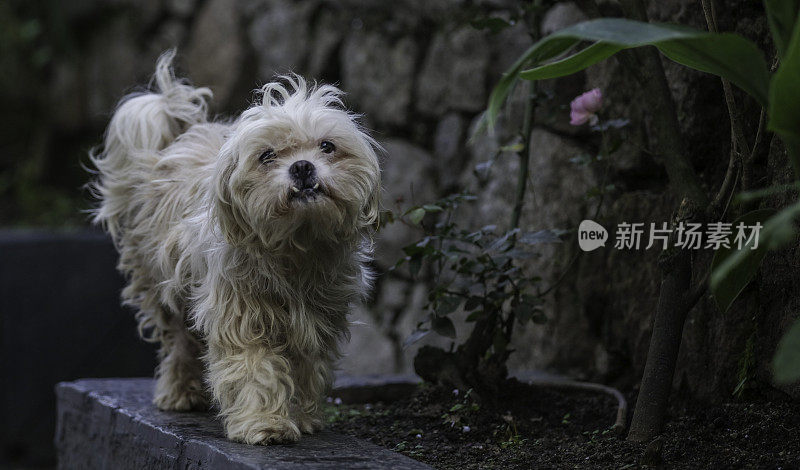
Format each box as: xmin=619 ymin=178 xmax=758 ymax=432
xmin=292 ymin=354 xmax=331 ymax=434
xmin=207 ymin=342 xmax=301 ymax=444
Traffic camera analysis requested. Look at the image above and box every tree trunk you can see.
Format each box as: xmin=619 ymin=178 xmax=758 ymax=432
xmin=627 ymin=249 xmax=693 ymax=441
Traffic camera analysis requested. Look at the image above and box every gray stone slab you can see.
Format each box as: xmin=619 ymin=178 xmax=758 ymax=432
xmin=55 ymin=378 xmax=431 ymax=470
xmin=332 ymin=374 xmax=420 ymax=404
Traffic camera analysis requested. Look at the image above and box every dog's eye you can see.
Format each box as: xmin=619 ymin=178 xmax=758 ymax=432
xmin=259 ymin=149 xmax=276 ymax=163
xmin=320 ymin=140 xmax=336 ymax=154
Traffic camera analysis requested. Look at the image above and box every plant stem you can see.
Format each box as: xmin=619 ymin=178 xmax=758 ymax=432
xmin=703 ymin=0 xmax=746 ymax=217
xmin=510 ymin=83 xmax=537 ymax=231
xmin=509 ymin=1 xmax=541 ymax=231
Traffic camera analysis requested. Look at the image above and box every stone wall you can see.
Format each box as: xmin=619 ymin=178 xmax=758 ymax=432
xmin=35 ymin=0 xmax=798 ymax=399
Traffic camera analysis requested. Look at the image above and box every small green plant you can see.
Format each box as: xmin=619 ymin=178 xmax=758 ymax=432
xmin=498 ymin=413 xmax=527 ymax=449
xmin=441 ymin=388 xmax=481 ymax=428
xmin=499 ymin=433 xmax=527 ymax=449
xmin=393 ymin=190 xmax=562 ymax=393
xmin=322 ymin=402 xmax=361 ymax=424
xmin=407 ymin=444 xmax=425 ymax=457
xmin=582 ymin=427 xmax=614 ymax=443
xmin=733 ymin=329 xmax=758 ymax=398
xmin=398 ymin=192 xmax=558 ymax=342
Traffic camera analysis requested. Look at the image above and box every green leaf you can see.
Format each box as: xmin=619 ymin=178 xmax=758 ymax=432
xmin=520 ymin=42 xmax=622 ymax=80
xmin=499 ymin=142 xmax=525 ymax=153
xmin=377 ymin=209 xmax=395 ymax=231
xmin=422 ymin=204 xmax=444 ymax=212
xmin=464 ymin=296 xmax=483 ymax=311
xmin=763 ymin=202 xmax=800 ymax=250
xmin=710 ymin=209 xmax=776 ymax=313
xmin=768 ymin=11 xmax=800 ymax=175
xmin=465 ymin=309 xmax=485 ymax=322
xmin=518 ymin=18 xmax=769 ymax=107
xmin=485 ymin=36 xmax=580 ymax=128
xmin=487 ymin=229 xmax=518 ymax=252
xmin=435 ymin=296 xmax=462 ymax=316
xmin=711 ymin=203 xmax=800 ymax=313
xmin=774 ymin=318 xmax=800 ymax=384
xmin=431 ymin=316 xmax=457 ymax=338
xmin=403 ymin=329 xmax=430 ymax=348
xmin=764 ymin=0 xmax=800 ymax=59
xmin=492 ymin=329 xmax=508 ymax=354
xmin=408 ymin=207 xmax=426 ymax=225
xmin=518 ymin=230 xmax=563 ymax=244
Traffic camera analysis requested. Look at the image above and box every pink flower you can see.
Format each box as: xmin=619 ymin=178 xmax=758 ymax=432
xmin=569 ymin=88 xmax=603 ymax=126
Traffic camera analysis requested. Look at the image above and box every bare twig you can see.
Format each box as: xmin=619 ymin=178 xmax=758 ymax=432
xmin=743 ymin=108 xmax=767 ymax=196
xmin=701 ymin=0 xmax=749 ymax=215
xmin=748 ymin=108 xmax=766 ymax=165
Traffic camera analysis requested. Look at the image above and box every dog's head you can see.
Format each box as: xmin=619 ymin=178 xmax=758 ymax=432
xmin=213 ymin=77 xmax=380 ymax=249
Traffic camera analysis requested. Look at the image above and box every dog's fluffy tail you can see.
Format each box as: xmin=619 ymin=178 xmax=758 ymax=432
xmin=90 ymin=50 xmax=211 ymax=241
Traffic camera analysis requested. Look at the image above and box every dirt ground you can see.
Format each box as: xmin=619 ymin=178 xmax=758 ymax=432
xmin=326 ymin=379 xmax=800 ymax=469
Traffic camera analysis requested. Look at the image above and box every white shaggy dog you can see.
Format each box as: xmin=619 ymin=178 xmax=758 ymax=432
xmin=90 ymin=51 xmax=380 ymax=444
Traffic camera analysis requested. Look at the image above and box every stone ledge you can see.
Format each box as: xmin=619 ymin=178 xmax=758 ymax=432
xmin=332 ymin=373 xmax=420 ymax=404
xmin=55 ymin=378 xmax=431 ymax=470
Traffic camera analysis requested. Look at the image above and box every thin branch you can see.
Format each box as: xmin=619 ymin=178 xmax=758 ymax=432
xmin=510 ymin=83 xmax=537 ymax=230
xmin=748 ymin=108 xmax=766 ymax=165
xmin=538 ymin=251 xmax=580 ymax=297
xmin=710 ymin=150 xmax=740 ymax=215
xmin=702 ymin=0 xmax=748 ymax=214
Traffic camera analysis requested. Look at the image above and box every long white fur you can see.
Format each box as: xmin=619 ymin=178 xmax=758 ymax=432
xmin=90 ymin=50 xmax=381 ymax=444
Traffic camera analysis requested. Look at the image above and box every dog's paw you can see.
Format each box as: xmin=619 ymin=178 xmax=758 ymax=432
xmin=153 ymin=389 xmax=209 ymax=412
xmin=296 ymin=414 xmax=324 ymax=434
xmin=229 ymin=417 xmax=302 ymax=445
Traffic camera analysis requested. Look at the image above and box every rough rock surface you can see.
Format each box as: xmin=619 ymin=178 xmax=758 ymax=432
xmin=341 ymin=32 xmax=418 ymax=126
xmin=55 ymin=378 xmax=431 ymax=470
xmin=247 ymin=0 xmax=316 ymax=78
xmin=416 ymin=28 xmax=489 ymax=115
xmin=185 ymin=0 xmax=243 ymax=105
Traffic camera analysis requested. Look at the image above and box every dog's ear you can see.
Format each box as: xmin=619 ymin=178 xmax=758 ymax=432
xmin=213 ymin=148 xmax=252 ymax=245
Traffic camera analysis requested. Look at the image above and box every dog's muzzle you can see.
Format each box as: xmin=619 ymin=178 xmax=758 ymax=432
xmin=288 ymin=160 xmax=323 ymax=201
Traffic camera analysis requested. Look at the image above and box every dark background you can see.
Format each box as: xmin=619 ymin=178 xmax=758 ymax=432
xmin=0 ymin=231 xmax=156 ymax=467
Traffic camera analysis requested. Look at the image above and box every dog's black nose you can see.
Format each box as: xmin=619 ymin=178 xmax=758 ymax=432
xmin=289 ymin=160 xmax=316 ymax=185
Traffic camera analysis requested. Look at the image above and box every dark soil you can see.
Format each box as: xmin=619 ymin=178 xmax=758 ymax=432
xmin=326 ymin=379 xmax=800 ymax=469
